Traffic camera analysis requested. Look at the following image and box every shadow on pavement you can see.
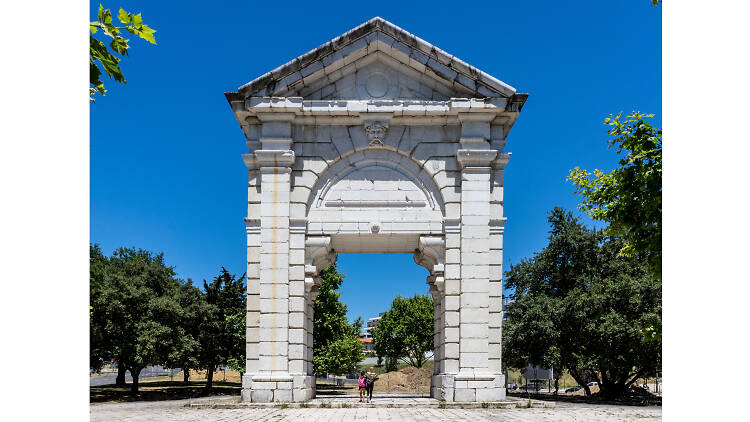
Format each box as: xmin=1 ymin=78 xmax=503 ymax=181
xmin=90 ymin=381 xmax=241 ymax=403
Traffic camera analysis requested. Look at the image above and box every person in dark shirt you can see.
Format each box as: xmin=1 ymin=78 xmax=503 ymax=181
xmin=364 ymin=367 xmax=379 ymax=403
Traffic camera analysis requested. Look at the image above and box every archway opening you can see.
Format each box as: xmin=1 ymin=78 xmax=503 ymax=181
xmin=315 ymin=252 xmax=439 ymax=399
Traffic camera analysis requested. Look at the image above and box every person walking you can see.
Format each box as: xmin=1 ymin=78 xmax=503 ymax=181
xmin=365 ymin=367 xmax=379 ymax=403
xmin=358 ymin=372 xmax=367 ymax=403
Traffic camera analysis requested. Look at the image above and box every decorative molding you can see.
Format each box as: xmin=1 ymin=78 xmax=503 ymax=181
xmin=244 ymin=218 xmax=261 ymax=234
xmin=254 ymin=150 xmax=295 ymax=167
xmin=489 ymin=218 xmax=507 ymax=235
xmin=491 ymin=153 xmax=511 ymax=169
xmin=443 ymin=218 xmax=461 ymax=234
xmin=456 ymin=149 xmax=497 ymax=167
xmin=324 ymin=200 xmax=426 ymax=208
xmin=414 ymin=235 xmax=445 ymax=275
xmin=289 ymin=218 xmax=307 ymax=234
xmin=364 ymin=121 xmax=389 ymax=145
xmin=304 ymin=236 xmax=336 ymax=273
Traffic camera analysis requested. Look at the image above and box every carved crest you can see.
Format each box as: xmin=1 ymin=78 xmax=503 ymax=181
xmin=364 ymin=121 xmax=389 ymax=146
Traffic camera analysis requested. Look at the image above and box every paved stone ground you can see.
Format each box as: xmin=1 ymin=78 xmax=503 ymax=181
xmin=312 ymin=393 xmax=436 ymax=406
xmin=90 ymin=397 xmax=661 ymax=421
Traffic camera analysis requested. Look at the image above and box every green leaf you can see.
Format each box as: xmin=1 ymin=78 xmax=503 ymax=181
xmin=138 ymin=25 xmax=157 ymax=44
xmin=118 ymin=8 xmax=129 ymax=24
xmin=102 ymin=7 xmax=112 ymax=25
xmin=109 ymin=37 xmax=130 ymax=56
xmin=90 ymin=7 xmax=157 ymax=101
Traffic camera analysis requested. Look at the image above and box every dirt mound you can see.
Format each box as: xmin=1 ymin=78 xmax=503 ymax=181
xmin=371 ymin=366 xmax=432 ymax=393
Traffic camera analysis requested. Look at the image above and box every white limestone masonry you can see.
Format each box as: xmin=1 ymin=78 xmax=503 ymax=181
xmin=225 ymin=17 xmax=527 ymax=403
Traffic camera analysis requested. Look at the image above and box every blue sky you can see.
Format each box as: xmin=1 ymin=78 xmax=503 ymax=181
xmin=90 ymin=1 xmax=661 ymax=325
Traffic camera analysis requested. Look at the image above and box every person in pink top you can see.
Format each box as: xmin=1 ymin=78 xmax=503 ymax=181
xmin=358 ymin=371 xmax=367 ymax=402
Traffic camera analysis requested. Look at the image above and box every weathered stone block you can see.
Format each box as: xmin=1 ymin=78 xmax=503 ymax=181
xmin=475 ymin=387 xmax=504 ymax=402
xmin=273 ymin=389 xmax=293 ymax=402
xmin=251 ymin=390 xmax=273 ymax=403
xmin=454 ymin=388 xmax=476 ymax=402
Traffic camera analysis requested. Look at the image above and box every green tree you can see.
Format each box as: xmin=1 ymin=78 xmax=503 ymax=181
xmin=312 ymin=262 xmax=363 ymax=375
xmin=90 ymin=244 xmax=110 ymax=373
xmin=198 ymin=268 xmax=246 ymax=392
xmin=372 ymin=294 xmax=434 ymax=368
xmin=568 ymin=112 xmax=662 ymax=278
xmin=225 ymin=310 xmax=246 ymax=376
xmin=164 ymin=279 xmax=203 ymax=383
xmin=502 ymin=208 xmax=662 ymax=400
xmin=90 ymin=247 xmax=183 ymax=392
xmin=90 ymin=5 xmax=156 ymax=100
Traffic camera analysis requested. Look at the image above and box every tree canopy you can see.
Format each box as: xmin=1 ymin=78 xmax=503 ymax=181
xmin=163 ymin=279 xmax=202 ymax=383
xmin=568 ymin=112 xmax=662 ymax=278
xmin=312 ymin=262 xmax=363 ymax=376
xmin=502 ymin=208 xmax=661 ymax=400
xmin=198 ymin=268 xmax=246 ymax=392
xmin=90 ymin=246 xmax=246 ymax=392
xmin=90 ymin=5 xmax=156 ymax=100
xmin=89 ymin=246 xmax=183 ymax=391
xmin=372 ymin=294 xmax=434 ymax=369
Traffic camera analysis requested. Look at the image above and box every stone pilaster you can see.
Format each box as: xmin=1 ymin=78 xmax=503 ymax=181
xmin=453 ymin=113 xmax=505 ymax=402
xmin=244 ymin=216 xmax=261 ymax=383
xmin=242 ymin=113 xmax=297 ymax=403
xmin=415 ymin=236 xmax=452 ymax=400
xmin=441 ymin=218 xmax=461 ymax=400
xmin=488 ymin=151 xmax=508 ymax=375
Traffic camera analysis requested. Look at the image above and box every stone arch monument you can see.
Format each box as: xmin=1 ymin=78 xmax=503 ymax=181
xmin=224 ymin=17 xmax=527 ymax=402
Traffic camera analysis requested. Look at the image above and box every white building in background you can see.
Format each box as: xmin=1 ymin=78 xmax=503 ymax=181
xmin=362 ymin=315 xmax=382 ymax=339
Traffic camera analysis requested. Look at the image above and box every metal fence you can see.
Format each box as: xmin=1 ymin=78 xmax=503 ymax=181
xmin=315 ymin=370 xmax=431 ymax=396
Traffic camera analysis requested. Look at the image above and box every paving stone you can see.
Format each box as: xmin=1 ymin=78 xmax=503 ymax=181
xmin=90 ymin=396 xmax=662 ymax=421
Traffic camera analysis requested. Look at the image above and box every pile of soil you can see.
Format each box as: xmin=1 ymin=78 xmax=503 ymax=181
xmin=371 ymin=366 xmax=432 ymax=393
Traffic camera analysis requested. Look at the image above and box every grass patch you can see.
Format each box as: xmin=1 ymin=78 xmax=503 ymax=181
xmin=90 ymin=379 xmax=241 ymax=403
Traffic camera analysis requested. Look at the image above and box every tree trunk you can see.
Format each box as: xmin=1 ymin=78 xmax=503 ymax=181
xmin=570 ymin=369 xmax=591 ymax=397
xmin=205 ymin=366 xmax=214 ymax=393
xmin=184 ymin=369 xmax=190 ymax=383
xmin=130 ymin=367 xmax=141 ymax=393
xmin=116 ymin=364 xmax=127 ymax=387
xmin=599 ymin=381 xmax=627 ymax=401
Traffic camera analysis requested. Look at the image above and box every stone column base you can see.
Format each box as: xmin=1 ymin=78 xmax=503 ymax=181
xmin=241 ymin=374 xmax=315 ymax=402
xmin=431 ymin=373 xmax=506 ymax=402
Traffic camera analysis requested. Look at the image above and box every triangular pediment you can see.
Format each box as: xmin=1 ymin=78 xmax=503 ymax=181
xmin=230 ymin=17 xmax=516 ymax=101
xmin=296 ymin=53 xmax=473 ymax=101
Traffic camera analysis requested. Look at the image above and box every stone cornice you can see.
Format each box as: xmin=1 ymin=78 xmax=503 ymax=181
xmin=229 ymin=98 xmax=527 ymax=127
xmin=229 ymin=17 xmax=517 ymax=99
xmin=242 ymin=150 xmax=296 ymax=169
xmin=456 ymin=149 xmax=498 ymax=167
